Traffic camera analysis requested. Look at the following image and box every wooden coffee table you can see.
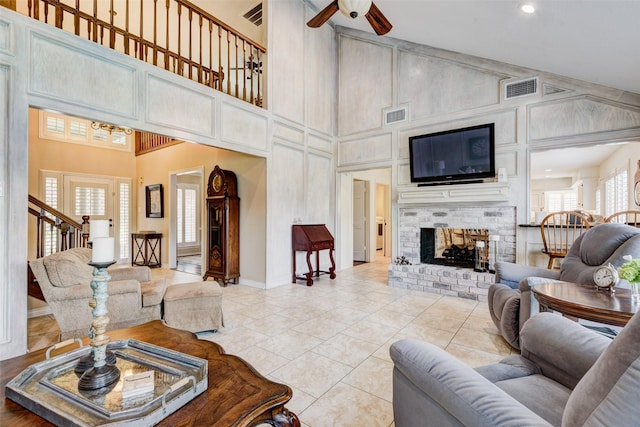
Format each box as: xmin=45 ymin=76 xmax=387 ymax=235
xmin=0 ymin=321 xmax=300 ymax=427
xmin=532 ymin=282 xmax=638 ymax=327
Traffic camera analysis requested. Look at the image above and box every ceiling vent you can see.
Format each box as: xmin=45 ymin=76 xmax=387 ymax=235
xmin=384 ymin=106 xmax=408 ymax=126
xmin=243 ymin=3 xmax=262 ymax=26
xmin=504 ymin=77 xmax=538 ymax=100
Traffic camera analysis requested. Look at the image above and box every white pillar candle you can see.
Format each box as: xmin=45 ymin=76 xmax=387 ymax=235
xmin=92 ymin=237 xmax=115 ymax=263
xmin=89 ymin=220 xmax=110 ymax=242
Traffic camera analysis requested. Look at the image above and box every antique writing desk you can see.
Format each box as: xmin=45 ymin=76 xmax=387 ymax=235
xmin=292 ymin=224 xmax=336 ymax=286
xmin=0 ymin=321 xmax=299 ymax=427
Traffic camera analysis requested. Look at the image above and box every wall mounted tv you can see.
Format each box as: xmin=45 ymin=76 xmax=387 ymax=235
xmin=409 ymin=123 xmax=495 ymax=184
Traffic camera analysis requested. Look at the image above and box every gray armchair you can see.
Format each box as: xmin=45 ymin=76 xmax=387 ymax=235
xmin=29 ymin=247 xmax=167 ymax=340
xmin=390 ymin=310 xmax=640 ymax=426
xmin=489 ymin=223 xmax=640 ymax=348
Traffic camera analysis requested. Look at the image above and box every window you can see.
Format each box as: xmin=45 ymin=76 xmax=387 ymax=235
xmin=545 ymin=190 xmax=577 ymax=212
xmin=39 ymin=110 xmax=132 ymax=152
xmin=604 ymin=169 xmax=628 ymax=217
xmin=177 ymin=184 xmax=199 ymax=247
xmin=119 ymin=181 xmax=130 ymax=259
xmin=42 ymin=174 xmax=60 ymax=256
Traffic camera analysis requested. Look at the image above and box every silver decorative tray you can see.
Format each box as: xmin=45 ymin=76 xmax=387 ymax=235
xmin=5 ymin=339 xmax=208 ymax=426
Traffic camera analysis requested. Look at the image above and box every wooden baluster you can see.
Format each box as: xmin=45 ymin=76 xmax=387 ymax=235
xmin=43 ymin=0 xmax=49 ymax=24
xmin=234 ymin=34 xmax=238 ymax=99
xmin=74 ymin=0 xmax=80 ymax=35
xmin=28 ymin=0 xmax=33 ymax=18
xmin=198 ymin=15 xmax=203 ymax=83
xmin=152 ymin=0 xmax=158 ymax=65
xmin=81 ymin=215 xmax=90 ymax=247
xmin=123 ymin=0 xmax=129 ymax=54
xmin=55 ymin=0 xmax=63 ymax=28
xmin=109 ymin=0 xmax=115 ymax=48
xmin=218 ymin=25 xmax=222 ymax=90
xmin=138 ymin=0 xmax=144 ymax=59
xmin=208 ymin=20 xmax=214 ymax=87
xmin=36 ymin=215 xmax=42 ymax=259
xmin=188 ymin=9 xmax=193 ymax=79
xmin=255 ymin=50 xmax=262 ymax=107
xmin=60 ymin=221 xmax=69 ymax=251
xmin=177 ymin=2 xmax=182 ymax=76
xmin=92 ymin=0 xmax=98 ymax=42
xmin=242 ymin=41 xmax=247 ymax=101
xmin=226 ymin=29 xmax=230 ymax=95
xmin=165 ymin=0 xmax=170 ymax=70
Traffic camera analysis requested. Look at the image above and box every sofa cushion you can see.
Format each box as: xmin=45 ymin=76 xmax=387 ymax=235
xmin=139 ymin=279 xmax=167 ymax=307
xmin=43 ymin=248 xmax=93 ymax=288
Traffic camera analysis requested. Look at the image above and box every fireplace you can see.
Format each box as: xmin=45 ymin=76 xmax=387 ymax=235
xmin=389 ymin=206 xmax=517 ymax=301
xmin=420 ymin=227 xmax=488 ymax=269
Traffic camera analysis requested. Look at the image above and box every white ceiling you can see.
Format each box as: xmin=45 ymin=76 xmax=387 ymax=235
xmin=308 ymin=0 xmax=640 ymax=95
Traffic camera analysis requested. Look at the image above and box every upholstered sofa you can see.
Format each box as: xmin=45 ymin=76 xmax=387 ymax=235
xmin=29 ymin=247 xmax=167 ymax=340
xmin=390 ymin=310 xmax=640 ymax=426
xmin=489 ymin=223 xmax=640 ymax=348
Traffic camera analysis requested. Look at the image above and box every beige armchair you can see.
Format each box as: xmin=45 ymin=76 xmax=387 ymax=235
xmin=29 ymin=248 xmax=167 ymax=340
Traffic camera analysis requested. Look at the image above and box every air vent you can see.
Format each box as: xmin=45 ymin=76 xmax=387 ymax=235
xmin=243 ymin=3 xmax=262 ymax=26
xmin=504 ymin=77 xmax=538 ymax=99
xmin=384 ymin=107 xmax=408 ymax=126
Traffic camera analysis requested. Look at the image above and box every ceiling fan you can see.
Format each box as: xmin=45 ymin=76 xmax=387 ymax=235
xmin=230 ymin=57 xmax=263 ymax=79
xmin=307 ymin=0 xmax=392 ymax=36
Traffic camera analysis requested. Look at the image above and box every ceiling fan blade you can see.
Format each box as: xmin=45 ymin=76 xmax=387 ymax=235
xmin=307 ymin=0 xmax=339 ymax=28
xmin=365 ymin=2 xmax=392 ymax=35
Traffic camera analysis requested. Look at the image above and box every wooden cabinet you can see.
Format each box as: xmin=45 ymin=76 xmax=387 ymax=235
xmin=203 ymin=165 xmax=239 ymax=285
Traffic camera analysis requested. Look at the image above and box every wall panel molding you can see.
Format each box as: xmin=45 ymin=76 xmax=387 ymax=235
xmin=338 ymin=132 xmax=392 ymax=166
xmin=28 ymin=32 xmax=137 ymax=117
xmin=529 ymin=95 xmax=640 ymax=142
xmin=0 ymin=19 xmax=12 ymax=55
xmin=221 ymin=102 xmax=268 ymax=151
xmin=146 ymin=74 xmax=215 ymax=137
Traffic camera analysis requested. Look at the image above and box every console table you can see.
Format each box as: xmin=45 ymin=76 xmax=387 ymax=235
xmin=292 ymin=224 xmax=336 ymax=286
xmin=532 ymin=282 xmax=638 ymax=327
xmin=131 ymin=231 xmax=162 ymax=268
xmin=0 ymin=321 xmax=300 ymax=427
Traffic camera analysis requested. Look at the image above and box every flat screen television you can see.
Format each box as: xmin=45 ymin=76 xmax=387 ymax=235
xmin=409 ymin=123 xmax=495 ymax=184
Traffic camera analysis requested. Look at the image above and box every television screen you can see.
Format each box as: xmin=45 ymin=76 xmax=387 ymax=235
xmin=409 ymin=123 xmax=495 ymax=184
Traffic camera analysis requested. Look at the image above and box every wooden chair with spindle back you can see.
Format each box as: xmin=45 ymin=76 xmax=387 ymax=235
xmin=540 ymin=211 xmax=592 ymax=269
xmin=604 ymin=210 xmax=640 ymax=227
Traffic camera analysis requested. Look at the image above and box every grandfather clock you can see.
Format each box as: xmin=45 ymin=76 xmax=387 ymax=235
xmin=203 ymin=165 xmax=240 ymax=285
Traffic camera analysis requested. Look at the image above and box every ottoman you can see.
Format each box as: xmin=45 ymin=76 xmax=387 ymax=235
xmin=163 ymin=281 xmax=224 ymax=333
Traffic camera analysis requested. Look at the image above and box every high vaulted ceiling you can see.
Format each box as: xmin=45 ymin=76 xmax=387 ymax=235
xmin=308 ymin=0 xmax=640 ymax=95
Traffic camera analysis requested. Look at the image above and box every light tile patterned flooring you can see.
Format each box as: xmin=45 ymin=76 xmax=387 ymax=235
xmin=28 ymin=256 xmax=518 ymax=427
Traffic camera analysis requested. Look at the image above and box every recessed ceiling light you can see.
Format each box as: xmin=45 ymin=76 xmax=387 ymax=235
xmin=544 ymin=169 xmax=552 ymax=172
xmin=521 ymin=4 xmax=535 ymax=14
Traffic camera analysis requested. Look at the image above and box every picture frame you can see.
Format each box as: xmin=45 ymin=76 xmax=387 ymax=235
xmin=146 ymin=184 xmax=164 ymax=218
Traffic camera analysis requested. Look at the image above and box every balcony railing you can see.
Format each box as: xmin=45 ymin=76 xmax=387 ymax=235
xmin=22 ymin=0 xmax=265 ymax=107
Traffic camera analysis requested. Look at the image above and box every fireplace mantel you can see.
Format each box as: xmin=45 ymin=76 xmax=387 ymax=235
xmin=397 ymin=181 xmax=510 ymax=204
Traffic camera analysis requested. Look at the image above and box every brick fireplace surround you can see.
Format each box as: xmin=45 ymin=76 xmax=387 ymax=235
xmin=389 ymin=206 xmax=517 ymax=302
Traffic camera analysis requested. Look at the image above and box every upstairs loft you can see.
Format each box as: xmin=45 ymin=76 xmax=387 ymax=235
xmin=14 ymin=0 xmax=266 ymax=107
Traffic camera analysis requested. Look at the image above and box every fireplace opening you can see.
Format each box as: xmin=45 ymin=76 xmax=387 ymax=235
xmin=420 ymin=228 xmax=488 ymax=269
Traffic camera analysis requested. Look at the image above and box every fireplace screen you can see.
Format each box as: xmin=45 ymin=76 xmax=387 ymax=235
xmin=420 ymin=228 xmax=488 ymax=268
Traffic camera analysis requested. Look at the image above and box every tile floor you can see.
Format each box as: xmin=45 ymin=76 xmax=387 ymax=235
xmin=28 ymin=256 xmax=518 ymax=427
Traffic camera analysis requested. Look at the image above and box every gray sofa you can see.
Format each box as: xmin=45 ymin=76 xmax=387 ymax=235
xmin=489 ymin=223 xmax=640 ymax=348
xmin=29 ymin=247 xmax=167 ymax=340
xmin=390 ymin=310 xmax=640 ymax=426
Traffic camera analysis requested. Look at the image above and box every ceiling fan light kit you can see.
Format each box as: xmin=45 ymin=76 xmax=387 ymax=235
xmin=307 ymin=0 xmax=392 ymax=35
xmin=338 ymin=0 xmax=372 ymax=18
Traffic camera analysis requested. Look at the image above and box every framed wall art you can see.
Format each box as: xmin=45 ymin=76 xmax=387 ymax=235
xmin=146 ymin=184 xmax=164 ymax=218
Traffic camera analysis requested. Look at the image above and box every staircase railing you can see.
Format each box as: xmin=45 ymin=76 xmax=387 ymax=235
xmin=22 ymin=0 xmax=265 ymax=107
xmin=28 ymin=194 xmax=90 ymax=258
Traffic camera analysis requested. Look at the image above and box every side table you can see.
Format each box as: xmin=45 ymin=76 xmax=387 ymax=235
xmin=131 ymin=232 xmax=162 ymax=268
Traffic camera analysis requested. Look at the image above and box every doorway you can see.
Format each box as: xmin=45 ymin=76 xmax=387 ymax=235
xmin=170 ymin=168 xmax=204 ymax=274
xmin=338 ymin=168 xmax=392 ymax=269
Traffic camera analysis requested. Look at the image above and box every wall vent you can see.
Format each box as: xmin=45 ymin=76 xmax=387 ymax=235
xmin=243 ymin=3 xmax=262 ymax=26
xmin=504 ymin=77 xmax=538 ymax=99
xmin=384 ymin=107 xmax=408 ymax=126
